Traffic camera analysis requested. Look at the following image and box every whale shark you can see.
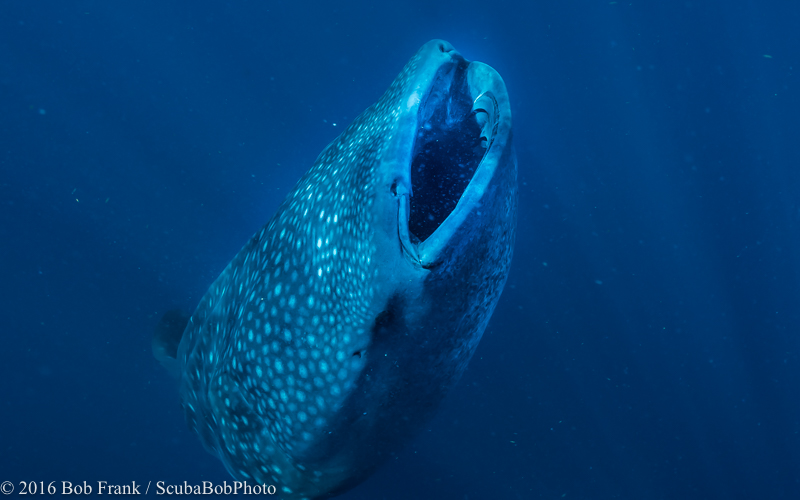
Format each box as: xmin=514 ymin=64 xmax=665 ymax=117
xmin=154 ymin=39 xmax=517 ymax=499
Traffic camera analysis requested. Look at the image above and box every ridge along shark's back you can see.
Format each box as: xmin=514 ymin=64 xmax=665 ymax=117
xmin=155 ymin=39 xmax=517 ymax=499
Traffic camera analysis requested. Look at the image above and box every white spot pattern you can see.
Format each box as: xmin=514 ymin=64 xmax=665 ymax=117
xmin=175 ymin=42 xmax=427 ymax=498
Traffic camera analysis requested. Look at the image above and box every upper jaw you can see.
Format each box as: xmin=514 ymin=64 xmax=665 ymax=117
xmin=375 ymin=40 xmax=463 ymax=191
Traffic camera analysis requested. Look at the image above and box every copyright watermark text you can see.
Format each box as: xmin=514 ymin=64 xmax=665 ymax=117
xmin=1 ymin=481 xmax=277 ymax=495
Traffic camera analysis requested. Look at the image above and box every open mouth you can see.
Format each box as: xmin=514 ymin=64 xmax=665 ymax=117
xmin=406 ymin=59 xmax=493 ymax=244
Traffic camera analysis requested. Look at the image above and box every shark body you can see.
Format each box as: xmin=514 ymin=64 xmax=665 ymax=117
xmin=156 ymin=40 xmax=517 ymax=499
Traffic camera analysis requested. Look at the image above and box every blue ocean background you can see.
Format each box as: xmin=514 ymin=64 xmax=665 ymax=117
xmin=1 ymin=1 xmax=798 ymax=498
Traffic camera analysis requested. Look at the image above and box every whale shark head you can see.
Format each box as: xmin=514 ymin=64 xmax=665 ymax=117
xmin=156 ymin=39 xmax=516 ymax=499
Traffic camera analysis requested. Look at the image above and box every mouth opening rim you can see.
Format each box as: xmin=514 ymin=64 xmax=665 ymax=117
xmin=402 ymin=61 xmax=497 ymax=254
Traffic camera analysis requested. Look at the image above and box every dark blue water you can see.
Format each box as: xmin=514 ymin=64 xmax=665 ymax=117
xmin=1 ymin=1 xmax=798 ymax=498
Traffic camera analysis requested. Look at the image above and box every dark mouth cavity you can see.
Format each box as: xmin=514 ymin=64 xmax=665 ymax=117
xmin=408 ymin=59 xmax=486 ymax=243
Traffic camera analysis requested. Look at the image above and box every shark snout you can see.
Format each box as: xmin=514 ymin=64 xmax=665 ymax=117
xmin=421 ymin=39 xmax=461 ymax=61
xmin=436 ymin=40 xmax=455 ymax=54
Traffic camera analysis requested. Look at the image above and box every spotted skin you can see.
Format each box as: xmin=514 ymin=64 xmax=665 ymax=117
xmin=169 ymin=40 xmax=517 ymax=499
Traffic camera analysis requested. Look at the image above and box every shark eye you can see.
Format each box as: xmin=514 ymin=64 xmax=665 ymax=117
xmin=472 ymin=92 xmax=498 ymax=149
xmin=473 ymin=109 xmax=489 ymax=128
xmin=473 ymin=109 xmax=490 ymax=147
